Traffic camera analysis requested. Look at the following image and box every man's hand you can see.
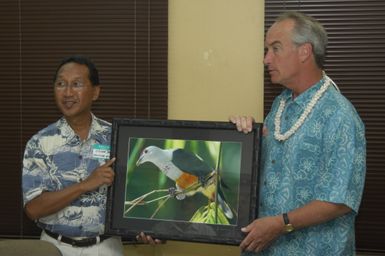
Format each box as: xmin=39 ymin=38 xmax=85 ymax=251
xmin=136 ymin=232 xmax=165 ymax=245
xmin=229 ymin=116 xmax=254 ymax=134
xmin=240 ymin=216 xmax=283 ymax=253
xmin=81 ymin=158 xmax=116 ymax=192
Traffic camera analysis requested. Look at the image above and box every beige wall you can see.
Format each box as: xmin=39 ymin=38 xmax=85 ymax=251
xmin=125 ymin=0 xmax=264 ymax=255
xmin=168 ymin=0 xmax=265 ymax=122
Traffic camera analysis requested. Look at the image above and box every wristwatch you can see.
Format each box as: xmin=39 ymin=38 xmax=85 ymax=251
xmin=283 ymin=213 xmax=294 ymax=233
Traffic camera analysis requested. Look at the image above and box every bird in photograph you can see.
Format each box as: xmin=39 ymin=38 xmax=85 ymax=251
xmin=136 ymin=145 xmax=233 ymax=219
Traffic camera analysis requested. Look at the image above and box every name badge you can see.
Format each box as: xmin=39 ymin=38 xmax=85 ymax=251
xmin=92 ymin=144 xmax=110 ymax=160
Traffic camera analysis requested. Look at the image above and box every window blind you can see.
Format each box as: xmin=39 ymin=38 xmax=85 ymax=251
xmin=0 ymin=0 xmax=168 ymax=238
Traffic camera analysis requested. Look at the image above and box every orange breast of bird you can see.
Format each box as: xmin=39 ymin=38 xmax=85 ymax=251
xmin=175 ymin=172 xmax=199 ymax=190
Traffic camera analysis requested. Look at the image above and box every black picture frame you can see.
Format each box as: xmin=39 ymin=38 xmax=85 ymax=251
xmin=105 ymin=119 xmax=261 ymax=245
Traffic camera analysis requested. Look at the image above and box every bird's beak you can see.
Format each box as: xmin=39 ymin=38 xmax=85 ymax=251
xmin=136 ymin=154 xmax=143 ymax=166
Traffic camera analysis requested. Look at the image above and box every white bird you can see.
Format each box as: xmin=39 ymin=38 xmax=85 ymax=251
xmin=136 ymin=145 xmax=233 ymax=219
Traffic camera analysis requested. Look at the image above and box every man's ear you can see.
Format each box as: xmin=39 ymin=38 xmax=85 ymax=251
xmin=299 ymin=42 xmax=313 ymax=63
xmin=92 ymin=85 xmax=101 ymax=101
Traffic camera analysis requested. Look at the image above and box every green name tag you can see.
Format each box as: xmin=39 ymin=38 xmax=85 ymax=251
xmin=92 ymin=144 xmax=110 ymax=160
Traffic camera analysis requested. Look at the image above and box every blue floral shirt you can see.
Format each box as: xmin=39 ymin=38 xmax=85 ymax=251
xmin=245 ymin=78 xmax=366 ymax=256
xmin=22 ymin=114 xmax=111 ymax=237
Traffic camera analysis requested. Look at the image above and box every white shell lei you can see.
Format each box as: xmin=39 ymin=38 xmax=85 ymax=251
xmin=274 ymin=77 xmax=332 ymax=141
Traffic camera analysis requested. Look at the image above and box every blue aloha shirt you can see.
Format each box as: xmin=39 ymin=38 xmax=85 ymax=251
xmin=243 ymin=77 xmax=366 ymax=256
xmin=22 ymin=114 xmax=111 ymax=237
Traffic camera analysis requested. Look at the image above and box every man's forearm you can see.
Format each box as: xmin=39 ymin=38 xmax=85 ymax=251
xmin=287 ymin=200 xmax=351 ymax=230
xmin=24 ymin=182 xmax=87 ymax=220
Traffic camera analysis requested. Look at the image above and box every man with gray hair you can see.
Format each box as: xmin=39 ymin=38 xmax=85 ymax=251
xmin=231 ymin=11 xmax=366 ymax=255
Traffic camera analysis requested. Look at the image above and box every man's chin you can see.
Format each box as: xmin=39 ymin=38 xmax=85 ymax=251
xmin=59 ymin=108 xmax=78 ymax=118
xmin=269 ymin=74 xmax=283 ymax=85
xmin=269 ymin=77 xmax=279 ymax=84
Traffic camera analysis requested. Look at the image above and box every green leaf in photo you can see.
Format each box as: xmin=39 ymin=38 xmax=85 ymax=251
xmin=190 ymin=202 xmax=230 ymax=225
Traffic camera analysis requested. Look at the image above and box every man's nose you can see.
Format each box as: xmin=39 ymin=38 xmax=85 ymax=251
xmin=263 ymin=50 xmax=271 ymax=65
xmin=63 ymin=84 xmax=75 ymax=95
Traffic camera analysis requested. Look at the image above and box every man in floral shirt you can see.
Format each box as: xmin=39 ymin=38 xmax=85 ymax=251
xmin=231 ymin=11 xmax=366 ymax=255
xmin=22 ymin=55 xmax=123 ymax=256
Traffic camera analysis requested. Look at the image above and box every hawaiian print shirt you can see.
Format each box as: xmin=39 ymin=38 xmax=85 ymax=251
xmin=22 ymin=114 xmax=111 ymax=237
xmin=244 ymin=78 xmax=366 ymax=256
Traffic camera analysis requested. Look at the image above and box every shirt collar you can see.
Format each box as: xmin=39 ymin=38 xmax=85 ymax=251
xmin=57 ymin=113 xmax=103 ymax=143
xmin=280 ymin=77 xmax=325 ymax=108
xmin=90 ymin=114 xmax=109 ymax=144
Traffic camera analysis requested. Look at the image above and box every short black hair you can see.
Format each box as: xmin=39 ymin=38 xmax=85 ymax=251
xmin=53 ymin=55 xmax=100 ymax=86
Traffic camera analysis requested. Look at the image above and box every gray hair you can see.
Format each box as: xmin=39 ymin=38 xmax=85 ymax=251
xmin=276 ymin=11 xmax=328 ymax=68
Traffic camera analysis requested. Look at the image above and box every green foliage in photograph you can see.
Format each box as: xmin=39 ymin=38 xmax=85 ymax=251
xmin=123 ymin=137 xmax=241 ymax=225
xmin=190 ymin=202 xmax=229 ymax=225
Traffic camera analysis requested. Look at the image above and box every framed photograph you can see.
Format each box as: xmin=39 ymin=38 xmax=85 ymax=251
xmin=105 ymin=119 xmax=262 ymax=245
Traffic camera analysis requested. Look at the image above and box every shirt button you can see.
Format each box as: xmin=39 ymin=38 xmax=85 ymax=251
xmin=264 ymin=181 xmax=267 ymax=186
xmin=272 ymin=160 xmax=276 ymax=164
xmin=79 ymin=155 xmax=82 ymax=160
